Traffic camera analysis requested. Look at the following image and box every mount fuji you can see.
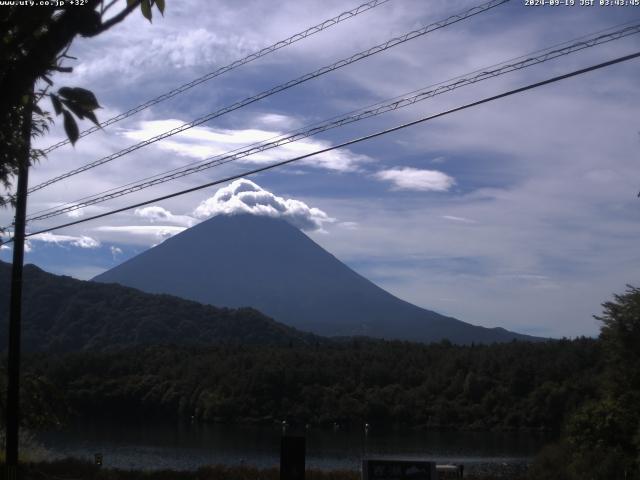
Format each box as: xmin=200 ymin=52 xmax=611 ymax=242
xmin=93 ymin=214 xmax=539 ymax=344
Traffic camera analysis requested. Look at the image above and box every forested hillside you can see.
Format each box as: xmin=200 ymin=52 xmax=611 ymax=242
xmin=0 ymin=261 xmax=319 ymax=351
xmin=21 ymin=338 xmax=600 ymax=431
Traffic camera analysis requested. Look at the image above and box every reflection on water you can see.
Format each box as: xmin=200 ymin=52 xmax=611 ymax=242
xmin=37 ymin=420 xmax=553 ymax=471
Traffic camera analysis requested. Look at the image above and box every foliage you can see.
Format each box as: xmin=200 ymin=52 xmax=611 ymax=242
xmin=1 ymin=459 xmax=358 ymax=480
xmin=0 ymin=261 xmax=603 ymax=432
xmin=0 ymin=0 xmax=164 ymax=205
xmin=530 ymin=286 xmax=640 ymax=480
xmin=0 ymin=364 xmax=68 ymax=430
xmin=596 ymin=286 xmax=640 ymax=401
xmin=13 ymin=338 xmax=601 ymax=432
xmin=0 ymin=429 xmax=50 ymax=464
xmin=0 ymin=458 xmax=528 ymax=480
xmin=0 ymin=262 xmax=319 ymax=352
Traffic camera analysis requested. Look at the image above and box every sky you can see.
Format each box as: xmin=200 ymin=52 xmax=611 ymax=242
xmin=1 ymin=0 xmax=639 ymax=338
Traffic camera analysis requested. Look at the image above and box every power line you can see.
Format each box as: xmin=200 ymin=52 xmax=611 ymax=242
xmin=41 ymin=0 xmax=394 ymax=154
xmin=29 ymin=18 xmax=640 ymax=219
xmin=3 ymin=50 xmax=635 ymax=245
xmin=24 ymin=23 xmax=640 ymax=223
xmin=27 ymin=0 xmax=510 ymax=194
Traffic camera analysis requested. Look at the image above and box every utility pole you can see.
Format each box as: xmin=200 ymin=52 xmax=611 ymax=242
xmin=5 ymin=92 xmax=33 ymax=480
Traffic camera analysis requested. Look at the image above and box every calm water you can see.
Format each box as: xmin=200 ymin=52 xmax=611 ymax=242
xmin=37 ymin=420 xmax=552 ymax=471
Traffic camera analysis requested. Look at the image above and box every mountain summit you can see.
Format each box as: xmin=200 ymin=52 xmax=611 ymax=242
xmin=94 ymin=214 xmax=537 ymax=344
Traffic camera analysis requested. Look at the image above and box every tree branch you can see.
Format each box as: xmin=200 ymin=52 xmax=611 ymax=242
xmin=89 ymin=0 xmax=141 ymax=36
xmin=101 ymin=0 xmax=120 ymax=15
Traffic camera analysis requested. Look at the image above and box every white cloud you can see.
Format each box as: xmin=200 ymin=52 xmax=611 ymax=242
xmin=338 ymin=221 xmax=359 ymax=230
xmin=193 ymin=178 xmax=334 ymax=232
xmin=374 ymin=167 xmax=456 ymax=191
xmin=442 ymin=215 xmax=477 ymax=224
xmin=66 ymin=207 xmax=84 ymax=219
xmin=29 ymin=232 xmax=101 ymax=249
xmin=95 ymin=225 xmax=186 ymax=240
xmin=110 ymin=246 xmax=123 ymax=259
xmin=73 ymin=23 xmax=258 ymax=82
xmin=254 ymin=113 xmax=301 ymax=130
xmin=123 ymin=119 xmax=371 ymax=172
xmin=1 ymin=0 xmax=634 ymax=339
xmin=134 ymin=206 xmax=196 ymax=227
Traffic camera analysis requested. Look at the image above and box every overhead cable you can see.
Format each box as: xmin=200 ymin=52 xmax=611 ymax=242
xmin=41 ymin=0 xmax=394 ymax=154
xmin=3 ymin=49 xmax=635 ymax=244
xmin=28 ymin=0 xmax=510 ymax=194
xmin=25 ymin=23 xmax=640 ymax=223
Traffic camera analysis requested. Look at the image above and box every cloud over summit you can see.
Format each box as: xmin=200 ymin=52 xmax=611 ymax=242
xmin=193 ymin=179 xmax=334 ymax=231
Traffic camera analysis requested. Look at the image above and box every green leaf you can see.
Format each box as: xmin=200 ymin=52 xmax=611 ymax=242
xmin=127 ymin=0 xmax=138 ymax=6
xmin=155 ymin=0 xmax=165 ymax=15
xmin=62 ymin=110 xmax=79 ymax=145
xmin=141 ymin=0 xmax=152 ymax=21
xmin=58 ymin=87 xmax=73 ymax=98
xmin=59 ymin=87 xmax=101 ymax=110
xmin=50 ymin=94 xmax=62 ymax=116
xmin=84 ymin=110 xmax=100 ymax=128
xmin=61 ymin=99 xmax=86 ymax=120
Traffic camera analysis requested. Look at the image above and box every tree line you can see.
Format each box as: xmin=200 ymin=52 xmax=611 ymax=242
xmin=7 ymin=337 xmax=600 ymax=432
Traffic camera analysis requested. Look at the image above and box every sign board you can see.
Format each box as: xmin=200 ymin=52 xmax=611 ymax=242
xmin=280 ymin=435 xmax=305 ymax=480
xmin=362 ymin=459 xmax=437 ymax=480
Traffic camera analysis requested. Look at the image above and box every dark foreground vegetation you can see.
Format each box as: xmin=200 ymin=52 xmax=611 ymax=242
xmin=1 ymin=286 xmax=638 ymax=479
xmin=526 ymin=286 xmax=640 ymax=479
xmin=13 ymin=337 xmax=599 ymax=432
xmin=0 ymin=459 xmax=521 ymax=480
xmin=0 ymin=460 xmax=358 ymax=480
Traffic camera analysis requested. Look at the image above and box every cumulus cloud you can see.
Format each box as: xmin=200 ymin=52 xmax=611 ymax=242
xmin=29 ymin=232 xmax=101 ymax=249
xmin=193 ymin=178 xmax=334 ymax=231
xmin=374 ymin=167 xmax=455 ymax=191
xmin=134 ymin=206 xmax=196 ymax=227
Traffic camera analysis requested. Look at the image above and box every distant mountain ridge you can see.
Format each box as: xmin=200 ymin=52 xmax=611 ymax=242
xmin=94 ymin=214 xmax=540 ymax=344
xmin=0 ymin=260 xmax=318 ymax=352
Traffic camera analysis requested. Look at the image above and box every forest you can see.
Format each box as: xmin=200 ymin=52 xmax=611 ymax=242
xmin=8 ymin=337 xmax=600 ymax=432
xmin=0 ymin=261 xmax=319 ymax=352
xmin=1 ymin=259 xmax=638 ymax=478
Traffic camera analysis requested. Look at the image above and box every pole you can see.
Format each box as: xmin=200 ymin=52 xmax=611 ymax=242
xmin=5 ymin=92 xmax=33 ymax=479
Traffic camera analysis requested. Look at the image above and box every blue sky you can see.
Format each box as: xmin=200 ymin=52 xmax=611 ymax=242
xmin=1 ymin=0 xmax=639 ymax=338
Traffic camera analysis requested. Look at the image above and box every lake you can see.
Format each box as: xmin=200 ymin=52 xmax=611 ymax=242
xmin=36 ymin=420 xmax=553 ymax=472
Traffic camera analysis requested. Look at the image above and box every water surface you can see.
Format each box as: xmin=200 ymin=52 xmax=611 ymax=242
xmin=38 ymin=420 xmax=552 ymax=471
